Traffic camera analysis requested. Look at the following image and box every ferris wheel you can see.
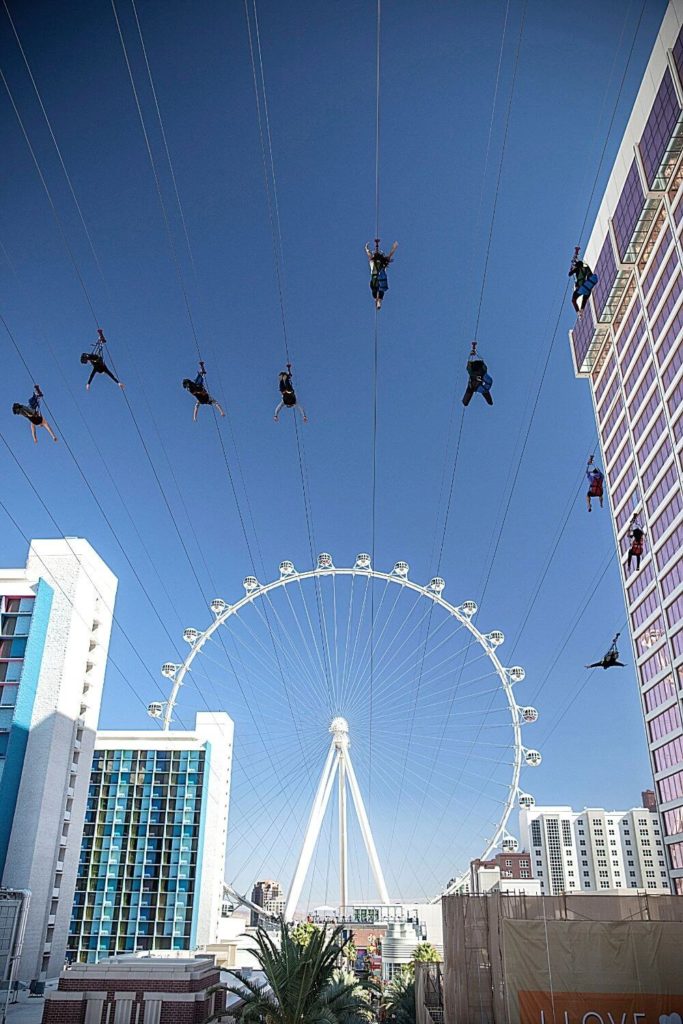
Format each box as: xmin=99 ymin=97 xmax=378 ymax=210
xmin=150 ymin=553 xmax=540 ymax=912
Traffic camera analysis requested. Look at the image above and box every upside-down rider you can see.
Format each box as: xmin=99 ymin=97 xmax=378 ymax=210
xmin=569 ymin=246 xmax=598 ymax=316
xmin=586 ymin=633 xmax=625 ymax=669
xmin=274 ymin=364 xmax=307 ymax=422
xmin=364 ymin=239 xmax=398 ymax=310
xmin=12 ymin=384 xmax=58 ymax=443
xmin=586 ymin=455 xmax=604 ymax=511
xmin=80 ymin=329 xmax=124 ymax=390
xmin=182 ymin=361 xmax=225 ymax=421
xmin=462 ymin=342 xmax=493 ymax=407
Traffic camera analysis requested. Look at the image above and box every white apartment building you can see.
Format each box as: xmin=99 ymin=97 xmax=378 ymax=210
xmin=68 ymin=713 xmax=233 ymax=962
xmin=568 ymin=0 xmax=683 ymax=891
xmin=0 ymin=539 xmax=117 ymax=985
xmin=519 ymin=805 xmax=670 ymax=894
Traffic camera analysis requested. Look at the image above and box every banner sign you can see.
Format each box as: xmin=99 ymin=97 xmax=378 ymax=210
xmin=501 ymin=919 xmax=683 ymax=1024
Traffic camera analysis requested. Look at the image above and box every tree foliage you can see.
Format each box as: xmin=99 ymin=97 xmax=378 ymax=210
xmin=226 ymin=920 xmax=373 ymax=1024
xmin=411 ymin=943 xmax=440 ymax=965
xmin=384 ymin=974 xmax=415 ymax=1024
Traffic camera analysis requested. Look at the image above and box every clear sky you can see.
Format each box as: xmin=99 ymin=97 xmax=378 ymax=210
xmin=0 ymin=0 xmax=669 ymax=905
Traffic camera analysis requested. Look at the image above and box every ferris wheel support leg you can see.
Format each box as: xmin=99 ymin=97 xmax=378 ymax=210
xmin=339 ymin=754 xmax=348 ymax=916
xmin=344 ymin=751 xmax=390 ymax=904
xmin=285 ymin=741 xmax=338 ymax=921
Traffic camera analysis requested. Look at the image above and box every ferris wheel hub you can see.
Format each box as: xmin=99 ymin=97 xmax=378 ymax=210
xmin=329 ymin=716 xmax=350 ymax=747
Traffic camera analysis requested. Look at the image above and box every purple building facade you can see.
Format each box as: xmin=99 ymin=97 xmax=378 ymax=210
xmin=570 ymin=1 xmax=683 ymax=894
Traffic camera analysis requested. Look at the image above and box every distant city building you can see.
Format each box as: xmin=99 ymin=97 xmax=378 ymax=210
xmin=249 ymin=880 xmax=284 ymax=927
xmin=519 ymin=802 xmax=670 ymax=894
xmin=42 ymin=955 xmax=225 ymax=1024
xmin=381 ymin=920 xmax=422 ymax=982
xmin=568 ymin=0 xmax=683 ymax=892
xmin=68 ymin=712 xmax=233 ymax=962
xmin=0 ymin=539 xmax=117 ymax=986
xmin=469 ymin=852 xmax=541 ymax=896
xmin=642 ymin=788 xmax=657 ymax=811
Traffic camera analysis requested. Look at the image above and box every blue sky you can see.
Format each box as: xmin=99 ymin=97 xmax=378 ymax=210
xmin=0 ymin=0 xmax=669 ymax=903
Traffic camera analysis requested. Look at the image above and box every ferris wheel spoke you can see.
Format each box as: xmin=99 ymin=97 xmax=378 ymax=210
xmin=229 ymin=743 xmax=328 ymax=846
xmin=344 ymin=589 xmax=430 ymax=709
xmin=362 ymin=610 xmax=477 ymax=705
xmin=341 ymin=575 xmax=393 ymax=709
xmin=279 ymin=582 xmax=336 ymax=706
xmin=352 ymin=745 xmax=485 ymax=897
xmin=339 ymin=571 xmax=358 ymax=710
xmin=252 ymin=595 xmax=329 ymax=710
xmin=345 ymin=607 xmax=457 ymax=717
xmin=302 ymin=575 xmax=337 ymax=711
xmin=341 ymin=572 xmax=371 ymax=704
xmin=375 ymin=679 xmax=507 ymax=720
xmin=331 ymin=574 xmax=341 ymax=701
xmin=291 ymin=578 xmax=335 ymax=711
xmin=226 ymin=606 xmax=327 ymax=717
xmin=230 ymin=733 xmax=326 ymax=790
xmin=251 ymin=592 xmax=333 ymax=713
xmin=354 ymin=634 xmax=483 ymax=719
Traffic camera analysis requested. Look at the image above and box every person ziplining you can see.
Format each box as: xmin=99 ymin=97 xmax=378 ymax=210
xmin=81 ymin=330 xmax=124 ymax=391
xmin=586 ymin=455 xmax=604 ymax=511
xmin=586 ymin=633 xmax=625 ymax=670
xmin=182 ymin=361 xmax=225 ymax=421
xmin=12 ymin=384 xmax=58 ymax=444
xmin=462 ymin=342 xmax=493 ymax=407
xmin=365 ymin=239 xmax=398 ymax=310
xmin=274 ymin=364 xmax=307 ymax=422
xmin=627 ymin=514 xmax=646 ymax=572
xmin=569 ymin=246 xmax=598 ymax=316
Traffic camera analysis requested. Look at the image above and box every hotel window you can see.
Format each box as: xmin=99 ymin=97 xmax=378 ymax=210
xmin=613 ymin=160 xmax=645 ymax=261
xmin=648 ymin=704 xmax=682 ymax=742
xmin=639 ymin=68 xmax=683 ymax=189
xmin=593 ymin=233 xmax=618 ymax=318
xmin=658 ymin=768 xmax=683 ymax=803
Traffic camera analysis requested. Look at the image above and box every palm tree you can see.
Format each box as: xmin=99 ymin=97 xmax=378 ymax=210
xmin=226 ymin=920 xmax=373 ymax=1024
xmin=384 ymin=973 xmax=415 ymax=1024
xmin=411 ymin=943 xmax=440 ymax=967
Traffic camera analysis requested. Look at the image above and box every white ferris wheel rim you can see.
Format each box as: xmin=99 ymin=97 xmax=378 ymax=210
xmin=158 ymin=555 xmax=539 ymax=901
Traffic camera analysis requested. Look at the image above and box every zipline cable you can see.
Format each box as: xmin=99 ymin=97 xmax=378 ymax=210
xmin=110 ymin=0 xmax=317 ymax=773
xmin=2 ymin=29 xmax=312 ymax=830
xmin=387 ymin=0 xmax=524 ymax=858
xmin=244 ymin=0 xmax=336 ymax=721
xmin=2 ymin=3 xmax=244 ymax=607
xmin=369 ymin=0 xmax=383 ymax=850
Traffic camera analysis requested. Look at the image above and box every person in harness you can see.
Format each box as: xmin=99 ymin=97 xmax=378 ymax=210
xmin=80 ymin=329 xmax=124 ymax=390
xmin=182 ymin=361 xmax=225 ymax=421
xmin=12 ymin=384 xmax=58 ymax=443
xmin=586 ymin=455 xmax=604 ymax=511
xmin=274 ymin=364 xmax=307 ymax=422
xmin=586 ymin=633 xmax=625 ymax=669
xmin=462 ymin=342 xmax=493 ymax=407
xmin=569 ymin=246 xmax=598 ymax=316
xmin=365 ymin=239 xmax=398 ymax=310
xmin=627 ymin=514 xmax=645 ymax=571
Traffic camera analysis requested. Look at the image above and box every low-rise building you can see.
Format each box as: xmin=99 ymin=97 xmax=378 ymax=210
xmin=41 ymin=955 xmax=224 ymax=1024
xmin=469 ymin=852 xmax=541 ymax=895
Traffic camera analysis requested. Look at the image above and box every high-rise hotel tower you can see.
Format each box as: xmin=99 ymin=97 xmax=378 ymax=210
xmin=569 ymin=1 xmax=683 ymax=893
xmin=0 ymin=540 xmax=116 ymax=984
